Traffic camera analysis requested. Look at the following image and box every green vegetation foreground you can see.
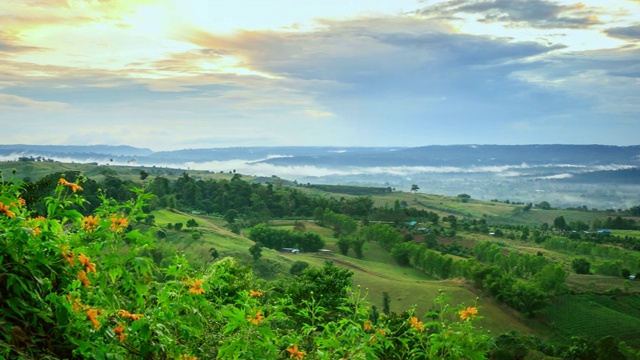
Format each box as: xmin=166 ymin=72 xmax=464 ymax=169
xmin=0 ymin=174 xmax=490 ymax=359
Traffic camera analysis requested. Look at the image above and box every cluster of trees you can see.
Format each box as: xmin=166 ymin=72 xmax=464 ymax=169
xmin=544 ymin=237 xmax=640 ymax=275
xmin=19 ymin=170 xmax=442 ymax=229
xmin=248 ymin=224 xmax=325 ymax=253
xmin=17 ymin=156 xmax=56 ymax=162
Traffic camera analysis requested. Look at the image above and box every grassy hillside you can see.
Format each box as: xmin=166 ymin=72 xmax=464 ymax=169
xmin=538 ymin=294 xmax=640 ymax=348
xmin=153 ymin=215 xmax=537 ymax=336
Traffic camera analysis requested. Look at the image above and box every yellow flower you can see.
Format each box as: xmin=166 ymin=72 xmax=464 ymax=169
xmin=410 ymin=316 xmax=424 ymax=332
xmin=459 ymin=306 xmax=479 ymax=321
xmin=114 ymin=324 xmax=127 ymax=343
xmin=363 ymin=320 xmax=373 ymax=331
xmin=117 ymin=310 xmax=144 ymax=321
xmin=247 ymin=310 xmax=264 ymax=325
xmin=30 ymin=226 xmax=42 ymax=236
xmin=110 ymin=214 xmax=128 ymax=232
xmin=66 ymin=294 xmax=89 ymax=312
xmin=59 ymin=178 xmax=83 ymax=192
xmin=185 ymin=278 xmax=205 ymax=294
xmin=60 ymin=245 xmax=75 ymax=267
xmin=249 ymin=290 xmax=263 ymax=297
xmin=78 ymin=253 xmax=96 ymax=273
xmin=0 ymin=201 xmax=16 ymax=218
xmin=286 ymin=344 xmax=306 ymax=359
xmin=82 ymin=215 xmax=100 ymax=232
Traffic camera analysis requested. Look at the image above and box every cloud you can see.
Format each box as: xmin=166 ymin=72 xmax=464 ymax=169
xmin=0 ymin=31 xmax=46 ymax=60
xmin=417 ymin=0 xmax=602 ymax=29
xmin=0 ymin=93 xmax=68 ymax=110
xmin=304 ymin=109 xmax=335 ymax=118
xmin=605 ymin=24 xmax=640 ymax=41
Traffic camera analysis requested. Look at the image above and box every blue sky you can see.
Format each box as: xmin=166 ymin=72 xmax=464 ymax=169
xmin=1 ymin=0 xmax=639 ymax=151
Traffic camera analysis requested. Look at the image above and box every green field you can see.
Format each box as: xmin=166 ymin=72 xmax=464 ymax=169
xmin=538 ymin=294 xmax=640 ymax=348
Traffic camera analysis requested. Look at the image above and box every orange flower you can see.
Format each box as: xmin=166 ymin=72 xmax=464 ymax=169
xmin=286 ymin=344 xmax=306 ymax=359
xmin=30 ymin=226 xmax=42 ymax=236
xmin=459 ymin=306 xmax=479 ymax=321
xmin=249 ymin=290 xmax=263 ymax=297
xmin=0 ymin=202 xmax=16 ymax=218
xmin=18 ymin=198 xmax=26 ymax=206
xmin=114 ymin=324 xmax=127 ymax=343
xmin=86 ymin=308 xmax=101 ymax=329
xmin=110 ymin=214 xmax=128 ymax=232
xmin=185 ymin=278 xmax=205 ymax=294
xmin=377 ymin=328 xmax=387 ymax=336
xmin=410 ymin=316 xmax=424 ymax=332
xmin=82 ymin=215 xmax=100 ymax=232
xmin=78 ymin=270 xmax=91 ymax=287
xmin=78 ymin=253 xmax=96 ymax=273
xmin=247 ymin=310 xmax=264 ymax=325
xmin=117 ymin=310 xmax=144 ymax=321
xmin=181 ymin=355 xmax=197 ymax=360
xmin=60 ymin=245 xmax=76 ymax=267
xmin=363 ymin=320 xmax=373 ymax=331
xmin=59 ymin=178 xmax=83 ymax=192
xmin=66 ymin=294 xmax=89 ymax=312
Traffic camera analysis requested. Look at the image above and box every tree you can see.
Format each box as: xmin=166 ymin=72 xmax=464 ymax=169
xmin=571 ymin=258 xmax=591 ymax=274
xmin=534 ymin=264 xmax=567 ymax=296
xmin=411 ymin=184 xmax=420 ymax=201
xmin=209 ymin=247 xmax=219 ymax=260
xmin=249 ymin=242 xmax=263 ymax=261
xmin=224 ymin=209 xmax=239 ymax=224
xmin=289 ymin=261 xmax=309 ymax=276
xmin=457 ymin=193 xmax=471 ymax=203
xmin=382 ymin=291 xmax=391 ymax=315
xmin=553 ymin=216 xmax=567 ymax=231
xmin=174 ymin=222 xmax=183 ymax=231
xmin=390 ymin=242 xmax=414 ymax=267
xmin=351 ymin=236 xmax=365 ymax=259
xmin=139 ymin=170 xmax=149 ymax=180
xmin=276 ymin=262 xmax=353 ymax=323
xmin=536 ymin=201 xmax=552 ymax=210
xmin=337 ymin=236 xmax=350 ymax=256
xmin=621 ymin=268 xmax=631 ymax=279
xmin=186 ymin=218 xmax=199 ymax=228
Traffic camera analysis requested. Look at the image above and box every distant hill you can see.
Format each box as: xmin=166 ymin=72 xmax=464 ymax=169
xmin=256 ymin=144 xmax=640 ymax=167
xmin=2 ymin=144 xmax=639 ymax=209
xmin=0 ymin=144 xmax=153 ymax=159
xmin=2 ymin=144 xmax=638 ymax=167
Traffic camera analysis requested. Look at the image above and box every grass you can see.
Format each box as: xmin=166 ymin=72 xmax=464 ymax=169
xmin=566 ymin=274 xmax=640 ymax=294
xmin=537 ymin=293 xmax=640 ymax=348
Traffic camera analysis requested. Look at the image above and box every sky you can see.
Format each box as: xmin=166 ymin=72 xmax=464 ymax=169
xmin=1 ymin=0 xmax=639 ymax=151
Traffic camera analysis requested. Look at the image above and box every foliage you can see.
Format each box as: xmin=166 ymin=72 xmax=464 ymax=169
xmin=0 ymin=176 xmax=490 ymax=358
xmin=572 ymin=258 xmax=592 ymax=274
xmin=249 ymin=242 xmax=263 ymax=261
xmin=289 ymin=261 xmax=309 ymax=276
xmin=248 ymin=224 xmax=325 ymax=253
